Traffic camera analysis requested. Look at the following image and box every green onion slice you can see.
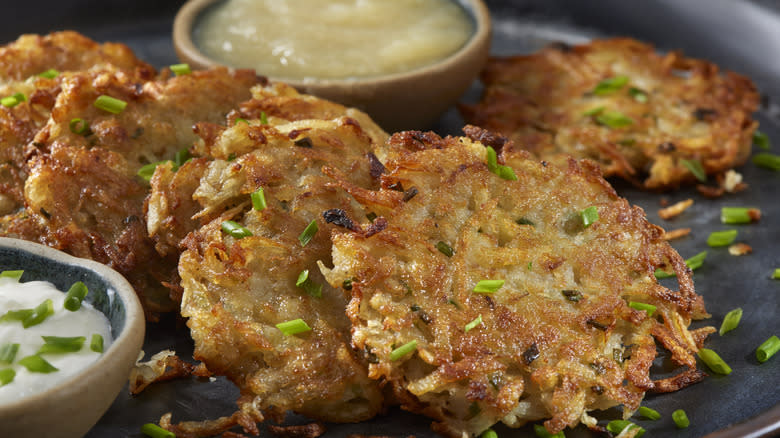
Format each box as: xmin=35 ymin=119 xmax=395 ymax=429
xmin=596 ymin=110 xmax=634 ymax=128
xmin=23 ymin=299 xmax=54 ymax=328
xmin=169 ymin=63 xmax=191 ymax=76
xmin=583 ymin=106 xmax=604 ymax=116
xmin=473 ymin=279 xmax=505 ymax=294
xmin=581 ymin=206 xmax=599 ymax=227
xmin=69 ymin=118 xmax=90 ymax=135
xmin=628 ymin=301 xmax=656 ymax=316
xmin=18 ymin=354 xmax=58 ymax=373
xmin=137 ymin=161 xmax=168 ymax=181
xmin=37 ymin=336 xmax=85 ymax=354
xmin=533 ymin=424 xmax=565 ymax=438
xmin=464 ymin=315 xmax=483 ymax=333
xmin=298 ymin=220 xmax=318 ymax=246
xmin=753 ymin=130 xmax=770 ymax=149
xmin=629 ymin=87 xmax=648 ymax=103
xmin=389 ymin=340 xmax=418 ymax=361
xmin=485 ymin=146 xmax=498 ymax=172
xmin=64 ymin=281 xmax=89 ymax=311
xmin=773 ymin=268 xmax=780 ymax=280
xmin=697 ymin=348 xmax=732 ymax=375
xmin=637 ymin=406 xmax=661 ymax=421
xmin=141 ymin=423 xmax=175 ymax=438
xmin=276 ymin=318 xmax=311 ymax=336
xmin=436 ymin=241 xmax=454 ymax=257
xmin=756 ymin=335 xmax=780 ymax=363
xmin=91 ymin=334 xmax=104 ymax=353
xmin=681 ymin=159 xmax=707 ymax=182
xmin=295 ymin=270 xmax=322 ymax=298
xmin=484 ymin=146 xmax=517 ymax=180
xmin=0 ymin=368 xmax=14 ymax=386
xmin=752 ymin=152 xmax=780 ymax=171
xmin=707 ymin=229 xmax=738 ymax=247
xmin=0 ymin=308 xmax=33 ymax=323
xmin=38 ymin=68 xmax=60 ymax=79
xmin=174 ymin=148 xmax=191 ymax=167
xmin=221 ymin=220 xmax=252 ymax=239
xmin=606 ymin=420 xmax=644 ymax=437
xmin=12 ymin=92 xmax=26 ymax=103
xmin=496 ymin=164 xmax=518 ymax=180
xmin=719 ymin=308 xmax=742 ymax=336
xmin=251 ymin=187 xmax=266 ymax=211
xmin=672 ymin=409 xmax=690 ymax=428
xmin=480 ymin=428 xmax=498 ymax=438
xmin=721 ymin=207 xmax=758 ymax=224
xmin=685 ymin=251 xmax=707 ymax=271
xmin=0 ymin=270 xmax=23 ymax=280
xmin=0 ymin=343 xmax=19 ymax=364
xmin=592 ymin=75 xmax=629 ymax=95
xmin=260 ymin=111 xmax=269 ymax=125
xmin=94 ymin=95 xmax=127 ymax=114
xmin=1 ymin=95 xmax=19 ymax=107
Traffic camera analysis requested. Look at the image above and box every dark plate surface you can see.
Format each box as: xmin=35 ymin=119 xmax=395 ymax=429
xmin=2 ymin=1 xmax=778 ymax=437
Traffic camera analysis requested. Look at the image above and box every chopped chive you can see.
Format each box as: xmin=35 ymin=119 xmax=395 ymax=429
xmin=464 ymin=315 xmax=483 ymax=333
xmin=174 ymin=148 xmax=191 ymax=167
xmin=389 ymin=340 xmax=418 ymax=361
xmin=637 ymin=406 xmax=661 ymax=421
xmin=773 ymin=268 xmax=780 ymax=280
xmin=707 ymin=229 xmax=738 ymax=247
xmin=12 ymin=92 xmax=25 ymax=103
xmin=38 ymin=68 xmax=60 ymax=79
xmin=298 ymin=220 xmax=318 ymax=246
xmin=719 ymin=308 xmax=742 ymax=336
xmin=23 ymin=299 xmax=54 ymax=328
xmin=1 ymin=95 xmax=19 ymax=107
xmin=235 ymin=117 xmax=248 ymax=125
xmin=756 ymin=335 xmax=780 ymax=363
xmin=533 ymin=424 xmax=565 ymax=438
xmin=480 ymin=428 xmax=498 ymax=438
xmin=64 ymin=281 xmax=88 ymax=311
xmin=629 ymin=87 xmax=648 ymax=103
xmin=69 ymin=118 xmax=90 ymax=135
xmin=90 ymin=334 xmax=104 ymax=353
xmin=436 ymin=241 xmax=454 ymax=257
xmin=583 ymin=106 xmax=604 ymax=116
xmin=629 ymin=301 xmax=656 ymax=316
xmin=94 ymin=95 xmax=127 ymax=114
xmin=681 ymin=159 xmax=707 ymax=182
xmin=221 ymin=220 xmax=252 ymax=239
xmin=485 ymin=146 xmax=498 ymax=172
xmin=260 ymin=111 xmax=268 ymax=125
xmin=0 ymin=368 xmax=14 ymax=386
xmin=753 ymin=130 xmax=770 ymax=150
xmin=581 ymin=206 xmax=599 ymax=227
xmin=685 ymin=251 xmax=707 ymax=271
xmin=251 ymin=187 xmax=266 ymax=211
xmin=596 ymin=110 xmax=634 ymax=128
xmin=137 ymin=161 xmax=169 ymax=181
xmin=0 ymin=343 xmax=19 ymax=364
xmin=141 ymin=423 xmax=175 ymax=438
xmin=484 ymin=146 xmax=517 ymax=180
xmin=18 ymin=355 xmax=58 ymax=373
xmin=697 ymin=348 xmax=732 ymax=375
xmin=752 ymin=152 xmax=780 ymax=171
xmin=0 ymin=269 xmax=23 ymax=280
xmin=496 ymin=164 xmax=518 ymax=180
xmin=37 ymin=336 xmax=85 ymax=354
xmin=169 ymin=63 xmax=191 ymax=76
xmin=276 ymin=318 xmax=311 ymax=336
xmin=721 ymin=207 xmax=759 ymax=224
xmin=672 ymin=409 xmax=690 ymax=428
xmin=561 ymin=289 xmax=582 ymax=302
xmin=473 ymin=279 xmax=505 ymax=294
xmin=0 ymin=308 xmax=33 ymax=323
xmin=295 ymin=270 xmax=322 ymax=298
xmin=592 ymin=75 xmax=629 ymax=95
xmin=606 ymin=420 xmax=644 ymax=437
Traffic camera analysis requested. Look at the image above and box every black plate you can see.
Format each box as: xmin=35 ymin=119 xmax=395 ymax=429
xmin=3 ymin=1 xmax=778 ymax=437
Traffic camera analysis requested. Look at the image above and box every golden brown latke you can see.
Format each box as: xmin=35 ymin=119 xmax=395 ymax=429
xmin=150 ymin=82 xmax=388 ymax=423
xmin=460 ymin=38 xmax=759 ymax=190
xmin=321 ymin=130 xmax=711 ymax=436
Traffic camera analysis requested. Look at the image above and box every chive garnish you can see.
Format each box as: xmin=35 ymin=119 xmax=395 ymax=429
xmin=0 ymin=368 xmax=14 ymax=386
xmin=583 ymin=106 xmax=604 ymax=116
xmin=697 ymin=348 xmax=732 ymax=375
xmin=581 ymin=206 xmax=599 ymax=227
xmin=561 ymin=289 xmax=582 ymax=302
xmin=174 ymin=148 xmax=191 ymax=167
xmin=0 ymin=270 xmax=23 ymax=280
xmin=0 ymin=308 xmax=33 ymax=323
xmin=464 ymin=315 xmax=483 ymax=333
xmin=23 ymin=299 xmax=54 ymax=328
xmin=752 ymin=152 xmax=780 ymax=171
xmin=637 ymin=406 xmax=661 ymax=420
xmin=486 ymin=146 xmax=498 ymax=172
xmin=0 ymin=343 xmax=19 ymax=364
xmin=480 ymin=428 xmax=498 ymax=438
xmin=672 ymin=409 xmax=690 ymax=428
xmin=1 ymin=95 xmax=19 ymax=107
xmin=596 ymin=110 xmax=634 ymax=128
xmin=141 ymin=423 xmax=175 ymax=438
xmin=753 ymin=130 xmax=770 ymax=149
xmin=681 ymin=159 xmax=707 ymax=182
xmin=37 ymin=336 xmax=85 ymax=354
xmin=298 ymin=220 xmax=318 ymax=246
xmin=773 ymin=268 xmax=780 ymax=280
xmin=592 ymin=75 xmax=629 ymax=95
xmin=756 ymin=335 xmax=780 ymax=363
xmin=69 ymin=118 xmax=90 ymax=135
xmin=685 ymin=251 xmax=707 ymax=271
xmin=91 ymin=334 xmax=104 ymax=353
xmin=533 ymin=424 xmax=565 ymax=438
xmin=628 ymin=301 xmax=656 ymax=316
xmin=64 ymin=281 xmax=88 ymax=311
xmin=11 ymin=92 xmax=26 ymax=103
xmin=485 ymin=146 xmax=518 ymax=180
xmin=169 ymin=63 xmax=191 ymax=76
xmin=629 ymin=87 xmax=648 ymax=103
xmin=606 ymin=420 xmax=644 ymax=436
xmin=221 ymin=220 xmax=252 ymax=239
xmin=18 ymin=355 xmax=58 ymax=373
xmin=473 ymin=279 xmax=504 ymax=294
xmin=389 ymin=340 xmax=417 ymax=361
xmin=251 ymin=187 xmax=266 ymax=211
xmin=295 ymin=270 xmax=322 ymax=298
xmin=436 ymin=241 xmax=454 ymax=257
xmin=260 ymin=111 xmax=268 ymax=125
xmin=719 ymin=308 xmax=742 ymax=335
xmin=276 ymin=318 xmax=311 ymax=336
xmin=137 ymin=161 xmax=169 ymax=181
xmin=721 ymin=207 xmax=759 ymax=224
xmin=94 ymin=95 xmax=127 ymax=114
xmin=707 ymin=229 xmax=738 ymax=247
xmin=38 ymin=68 xmax=60 ymax=79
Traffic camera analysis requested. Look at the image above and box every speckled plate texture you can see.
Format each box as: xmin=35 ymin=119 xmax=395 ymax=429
xmin=1 ymin=1 xmax=777 ymax=437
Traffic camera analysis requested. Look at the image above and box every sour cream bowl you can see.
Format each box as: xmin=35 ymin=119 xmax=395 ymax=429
xmin=0 ymin=237 xmax=144 ymax=438
xmin=173 ymin=0 xmax=492 ymax=132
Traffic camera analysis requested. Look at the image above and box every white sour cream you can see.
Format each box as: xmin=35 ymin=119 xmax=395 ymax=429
xmin=0 ymin=277 xmax=112 ymax=404
xmin=194 ymin=0 xmax=474 ymax=80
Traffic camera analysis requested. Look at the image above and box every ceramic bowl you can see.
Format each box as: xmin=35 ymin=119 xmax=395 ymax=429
xmin=173 ymin=0 xmax=492 ymax=132
xmin=0 ymin=237 xmax=145 ymax=438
